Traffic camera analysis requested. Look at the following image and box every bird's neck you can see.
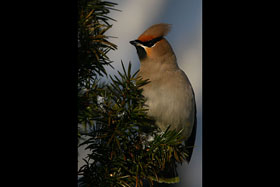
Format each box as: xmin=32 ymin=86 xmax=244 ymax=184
xmin=138 ymin=54 xmax=178 ymax=80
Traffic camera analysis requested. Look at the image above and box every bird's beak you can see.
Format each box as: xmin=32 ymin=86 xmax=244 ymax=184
xmin=129 ymin=40 xmax=139 ymax=46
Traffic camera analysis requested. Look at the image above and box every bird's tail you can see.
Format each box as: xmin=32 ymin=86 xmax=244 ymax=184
xmin=149 ymin=161 xmax=180 ymax=184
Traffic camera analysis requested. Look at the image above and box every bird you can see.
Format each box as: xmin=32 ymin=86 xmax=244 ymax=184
xmin=129 ymin=23 xmax=197 ymax=184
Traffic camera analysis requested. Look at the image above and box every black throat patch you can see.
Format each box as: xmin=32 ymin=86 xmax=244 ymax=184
xmin=136 ymin=46 xmax=147 ymax=60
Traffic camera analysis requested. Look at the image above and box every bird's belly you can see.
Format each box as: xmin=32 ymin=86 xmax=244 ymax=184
xmin=143 ymin=83 xmax=194 ymax=139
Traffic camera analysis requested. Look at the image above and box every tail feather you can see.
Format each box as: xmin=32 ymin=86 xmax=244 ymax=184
xmin=149 ymin=161 xmax=179 ymax=184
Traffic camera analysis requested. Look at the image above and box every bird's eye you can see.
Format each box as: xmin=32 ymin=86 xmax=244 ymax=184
xmin=141 ymin=36 xmax=163 ymax=48
xmin=147 ymin=41 xmax=154 ymax=47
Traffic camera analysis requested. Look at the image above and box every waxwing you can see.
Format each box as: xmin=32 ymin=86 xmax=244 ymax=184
xmin=130 ymin=23 xmax=197 ymax=184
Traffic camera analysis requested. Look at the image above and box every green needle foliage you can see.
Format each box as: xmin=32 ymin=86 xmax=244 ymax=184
xmin=78 ymin=0 xmax=191 ymax=186
xmin=78 ymin=0 xmax=118 ymax=135
xmin=78 ymin=63 xmax=189 ymax=187
xmin=78 ymin=0 xmax=118 ymax=86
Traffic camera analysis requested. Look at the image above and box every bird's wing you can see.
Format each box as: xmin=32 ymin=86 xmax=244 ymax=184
xmin=185 ymin=86 xmax=197 ymax=163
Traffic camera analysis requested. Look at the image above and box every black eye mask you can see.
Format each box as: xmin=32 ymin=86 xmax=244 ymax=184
xmin=130 ymin=36 xmax=164 ymax=60
xmin=135 ymin=36 xmax=163 ymax=48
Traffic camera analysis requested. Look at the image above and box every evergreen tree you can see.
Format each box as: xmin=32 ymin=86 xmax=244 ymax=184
xmin=78 ymin=1 xmax=191 ymax=186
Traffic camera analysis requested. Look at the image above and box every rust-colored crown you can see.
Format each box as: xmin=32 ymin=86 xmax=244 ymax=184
xmin=138 ymin=23 xmax=171 ymax=42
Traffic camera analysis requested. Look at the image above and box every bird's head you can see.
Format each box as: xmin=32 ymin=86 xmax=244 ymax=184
xmin=130 ymin=23 xmax=175 ymax=62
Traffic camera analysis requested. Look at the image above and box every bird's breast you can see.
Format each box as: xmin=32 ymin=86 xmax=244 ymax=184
xmin=141 ymin=70 xmax=195 ymax=140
